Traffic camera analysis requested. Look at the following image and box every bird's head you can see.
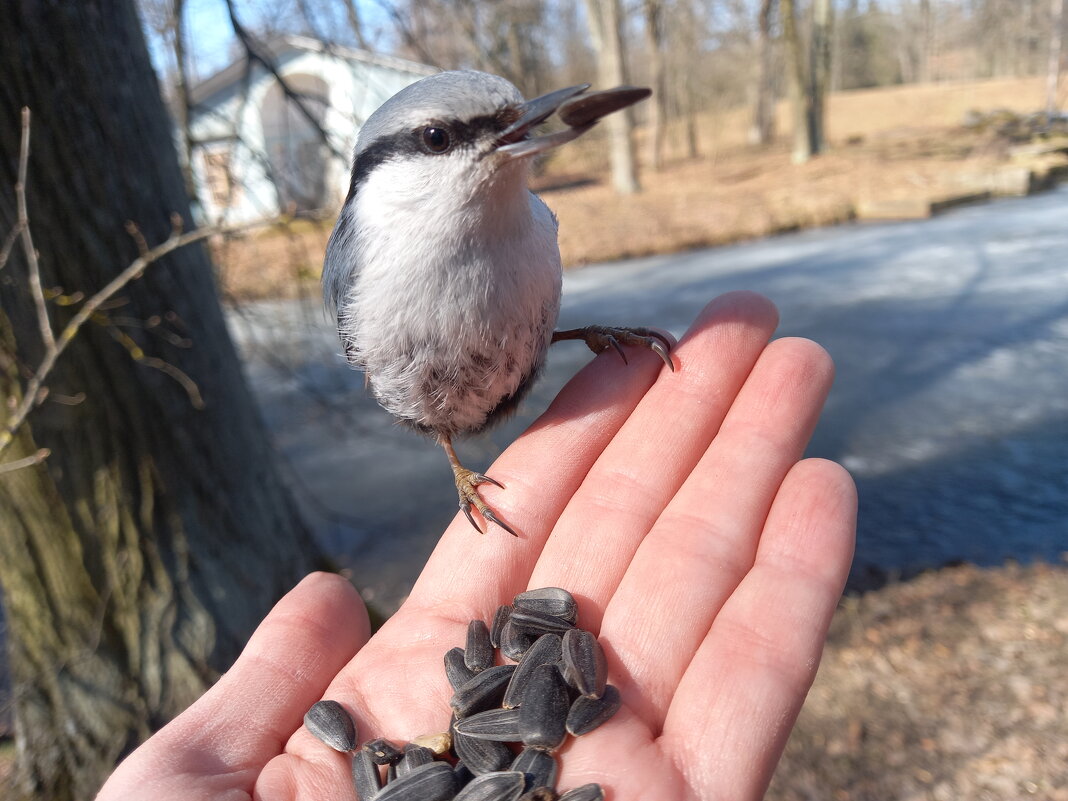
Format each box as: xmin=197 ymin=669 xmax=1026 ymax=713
xmin=341 ymin=70 xmax=649 ymax=210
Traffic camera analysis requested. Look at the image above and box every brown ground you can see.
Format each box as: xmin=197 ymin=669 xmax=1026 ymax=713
xmin=769 ymin=561 xmax=1068 ymax=801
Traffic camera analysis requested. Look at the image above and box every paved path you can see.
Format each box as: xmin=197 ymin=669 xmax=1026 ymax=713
xmin=229 ymin=185 xmax=1068 ymax=610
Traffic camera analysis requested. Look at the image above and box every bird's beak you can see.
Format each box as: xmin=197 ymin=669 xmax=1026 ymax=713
xmin=496 ymin=84 xmax=652 ymax=160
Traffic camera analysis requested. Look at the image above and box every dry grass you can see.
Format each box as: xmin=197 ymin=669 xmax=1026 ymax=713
xmin=212 ymin=75 xmax=1057 ymax=301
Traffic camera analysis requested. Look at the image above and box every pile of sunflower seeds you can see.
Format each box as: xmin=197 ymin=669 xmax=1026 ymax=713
xmin=303 ymin=587 xmax=621 ymax=801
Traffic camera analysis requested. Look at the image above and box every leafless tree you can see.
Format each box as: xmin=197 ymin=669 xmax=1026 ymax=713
xmin=783 ymin=0 xmax=833 ymax=163
xmin=751 ymin=0 xmax=778 ymax=145
xmin=585 ymin=0 xmax=641 ymax=193
xmin=642 ymin=0 xmax=667 ymax=169
xmin=1049 ymin=0 xmax=1066 ymax=117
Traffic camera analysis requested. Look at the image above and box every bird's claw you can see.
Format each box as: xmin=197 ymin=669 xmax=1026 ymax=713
xmin=581 ymin=325 xmax=675 ymax=372
xmin=453 ymin=468 xmax=518 ymax=537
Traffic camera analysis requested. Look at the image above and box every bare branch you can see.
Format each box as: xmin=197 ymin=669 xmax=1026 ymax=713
xmin=0 ymin=210 xmax=303 ymax=460
xmin=13 ymin=108 xmax=55 ymax=353
xmin=0 ymin=447 xmax=50 ymax=475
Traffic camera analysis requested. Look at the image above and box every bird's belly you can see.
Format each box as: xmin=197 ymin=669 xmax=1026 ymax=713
xmin=357 ymin=295 xmax=558 ymax=439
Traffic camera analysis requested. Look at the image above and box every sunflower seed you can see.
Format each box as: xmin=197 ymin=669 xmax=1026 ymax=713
xmin=500 ymin=618 xmax=536 ymax=662
xmin=565 ymin=684 xmax=621 ymax=737
xmin=513 ymin=588 xmax=577 ymax=624
xmin=557 ymin=87 xmax=652 ymax=128
xmin=465 ymin=620 xmax=494 ymax=671
xmin=452 ymin=729 xmax=515 ymax=774
xmin=490 ymin=604 xmax=513 ymax=648
xmin=557 ymin=784 xmax=605 ymax=801
xmin=412 ymin=731 xmax=452 ymax=755
xmin=560 ymin=629 xmax=607 ymax=699
xmin=503 ymin=633 xmax=563 ymax=709
xmin=509 ymin=608 xmax=575 ymax=638
xmin=454 ymin=771 xmax=526 ymax=801
xmin=451 ymin=664 xmax=517 ymax=717
xmin=375 ymin=760 xmax=456 ymax=801
xmin=510 ymin=747 xmax=558 ymax=792
xmin=453 ymin=707 xmax=522 ymax=741
xmin=351 ymin=747 xmax=382 ymax=801
xmin=303 ymin=700 xmax=357 ymax=752
xmin=363 ymin=737 xmax=403 ymax=765
xmin=519 ymin=788 xmax=558 ymax=801
xmin=395 ymin=743 xmax=434 ymax=776
xmin=454 ymin=760 xmax=476 ymax=788
xmin=519 ymin=663 xmax=569 ymax=751
xmin=446 ymin=646 xmax=479 ymax=690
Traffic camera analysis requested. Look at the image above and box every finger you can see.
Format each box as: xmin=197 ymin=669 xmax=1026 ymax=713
xmin=99 ymin=573 xmax=369 ymax=798
xmin=661 ymin=459 xmax=856 ymax=800
xmin=602 ymin=337 xmax=835 ymax=728
xmin=404 ymin=321 xmax=672 ymax=620
xmin=528 ymin=291 xmax=780 ymax=627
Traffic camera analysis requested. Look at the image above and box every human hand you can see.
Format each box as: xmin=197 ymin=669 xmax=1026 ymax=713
xmin=97 ymin=292 xmax=856 ymax=801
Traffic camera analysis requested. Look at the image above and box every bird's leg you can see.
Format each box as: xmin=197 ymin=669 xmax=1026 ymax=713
xmin=552 ymin=325 xmax=675 ymax=371
xmin=442 ymin=438 xmax=518 ymax=537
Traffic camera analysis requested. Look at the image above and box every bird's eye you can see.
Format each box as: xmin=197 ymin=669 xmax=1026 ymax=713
xmin=421 ymin=126 xmax=451 ymax=154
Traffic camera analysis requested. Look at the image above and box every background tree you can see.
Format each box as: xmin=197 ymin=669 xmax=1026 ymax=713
xmin=584 ymin=0 xmax=641 ymax=193
xmin=782 ymin=0 xmax=833 ymax=163
xmin=751 ymin=0 xmax=779 ymax=145
xmin=0 ymin=2 xmax=322 ymax=798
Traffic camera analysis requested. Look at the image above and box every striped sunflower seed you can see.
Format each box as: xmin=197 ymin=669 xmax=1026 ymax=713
xmin=503 ymin=633 xmax=563 ymax=709
xmin=490 ymin=604 xmax=513 ymax=648
xmin=453 ymin=707 xmax=522 ymax=741
xmin=465 ymin=619 xmax=494 ymax=671
xmin=451 ymin=664 xmax=517 ymax=717
xmin=446 ymin=646 xmax=479 ymax=690
xmin=454 ymin=770 xmax=526 ymax=801
xmin=510 ymin=747 xmax=558 ymax=792
xmin=303 ymin=700 xmax=357 ymax=752
xmin=565 ymin=684 xmax=621 ymax=737
xmin=561 ymin=628 xmax=607 ymax=699
xmin=513 ymin=588 xmax=577 ymax=624
xmin=374 ymin=760 xmax=456 ymax=801
xmin=557 ymin=784 xmax=605 ymax=801
xmin=518 ymin=663 xmax=569 ymax=751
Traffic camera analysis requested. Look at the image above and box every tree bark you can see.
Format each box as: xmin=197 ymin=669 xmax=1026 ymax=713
xmin=1049 ymin=0 xmax=1065 ymax=118
xmin=0 ymin=2 xmax=322 ymax=798
xmin=751 ymin=0 xmax=778 ymax=146
xmin=782 ymin=0 xmax=832 ymax=163
xmin=584 ymin=0 xmax=641 ymax=194
xmin=642 ymin=0 xmax=667 ymax=170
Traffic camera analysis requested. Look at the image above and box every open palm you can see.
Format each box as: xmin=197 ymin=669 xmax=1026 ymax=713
xmin=98 ymin=292 xmax=856 ymax=801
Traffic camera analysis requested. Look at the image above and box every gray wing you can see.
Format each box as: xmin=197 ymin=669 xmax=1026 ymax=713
xmin=322 ymin=202 xmax=359 ymax=318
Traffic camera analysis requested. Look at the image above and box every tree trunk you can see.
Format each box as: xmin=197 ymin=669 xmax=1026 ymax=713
xmin=1049 ymin=0 xmax=1065 ymax=118
xmin=751 ymin=0 xmax=778 ymax=146
xmin=0 ymin=2 xmax=322 ymax=799
xmin=782 ymin=0 xmax=831 ymax=163
xmin=642 ymin=0 xmax=667 ymax=170
xmin=584 ymin=0 xmax=641 ymax=194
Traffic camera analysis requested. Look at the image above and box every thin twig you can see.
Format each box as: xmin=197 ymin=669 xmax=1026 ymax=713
xmin=0 ymin=447 xmax=50 ymax=475
xmin=0 ymin=215 xmax=290 ymax=459
xmin=15 ymin=108 xmax=55 ymax=353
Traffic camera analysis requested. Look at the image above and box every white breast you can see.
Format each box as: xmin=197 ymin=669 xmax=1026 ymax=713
xmin=334 ymin=156 xmax=562 ymax=438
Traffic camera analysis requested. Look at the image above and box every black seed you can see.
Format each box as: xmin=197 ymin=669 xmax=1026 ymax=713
xmin=446 ymin=646 xmax=479 ymax=689
xmin=561 ymin=629 xmax=607 ymax=699
xmin=503 ymin=634 xmax=563 ymax=709
xmin=454 ymin=760 xmax=476 ymax=788
xmin=466 ymin=620 xmax=494 ymax=671
xmin=363 ymin=737 xmax=403 ymax=765
xmin=565 ymin=684 xmax=621 ymax=737
xmin=519 ymin=788 xmax=559 ymax=801
xmin=510 ymin=747 xmax=558 ymax=792
xmin=453 ymin=707 xmax=522 ymax=741
xmin=500 ymin=618 xmax=536 ymax=661
xmin=303 ymin=700 xmax=357 ymax=752
xmin=454 ymin=770 xmax=526 ymax=801
xmin=452 ymin=730 xmax=515 ymax=774
xmin=557 ymin=784 xmax=604 ymax=801
xmin=519 ymin=663 xmax=569 ymax=751
xmin=375 ymin=760 xmax=456 ymax=801
xmin=395 ymin=743 xmax=434 ymax=776
xmin=351 ymin=747 xmax=382 ymax=801
xmin=451 ymin=664 xmax=517 ymax=717
xmin=513 ymin=588 xmax=577 ymax=624
xmin=510 ymin=608 xmax=575 ymax=638
xmin=490 ymin=604 xmax=513 ymax=648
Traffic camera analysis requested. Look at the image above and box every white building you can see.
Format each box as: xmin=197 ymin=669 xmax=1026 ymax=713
xmin=187 ymin=35 xmax=437 ymax=224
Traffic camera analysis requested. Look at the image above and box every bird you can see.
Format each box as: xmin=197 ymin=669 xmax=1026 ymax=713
xmin=323 ymin=70 xmax=673 ymax=537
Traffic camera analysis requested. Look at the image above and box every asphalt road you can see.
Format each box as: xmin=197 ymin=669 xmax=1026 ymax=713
xmin=229 ymin=184 xmax=1068 ymax=611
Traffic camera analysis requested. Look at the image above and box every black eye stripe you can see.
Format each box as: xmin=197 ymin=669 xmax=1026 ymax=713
xmin=346 ymin=109 xmax=519 ymax=199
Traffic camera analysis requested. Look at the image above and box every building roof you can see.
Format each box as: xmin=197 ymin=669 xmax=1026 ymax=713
xmin=189 ymin=34 xmax=438 ymax=107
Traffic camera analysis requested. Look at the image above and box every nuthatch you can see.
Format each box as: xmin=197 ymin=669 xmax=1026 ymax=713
xmin=323 ymin=70 xmax=672 ymax=536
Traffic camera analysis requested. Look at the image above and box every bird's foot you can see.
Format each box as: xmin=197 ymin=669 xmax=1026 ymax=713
xmin=452 ymin=466 xmax=518 ymax=537
xmin=552 ymin=325 xmax=674 ymax=371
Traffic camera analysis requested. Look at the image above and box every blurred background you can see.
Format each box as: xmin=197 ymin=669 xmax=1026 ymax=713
xmin=0 ymin=1 xmax=1066 ymax=799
